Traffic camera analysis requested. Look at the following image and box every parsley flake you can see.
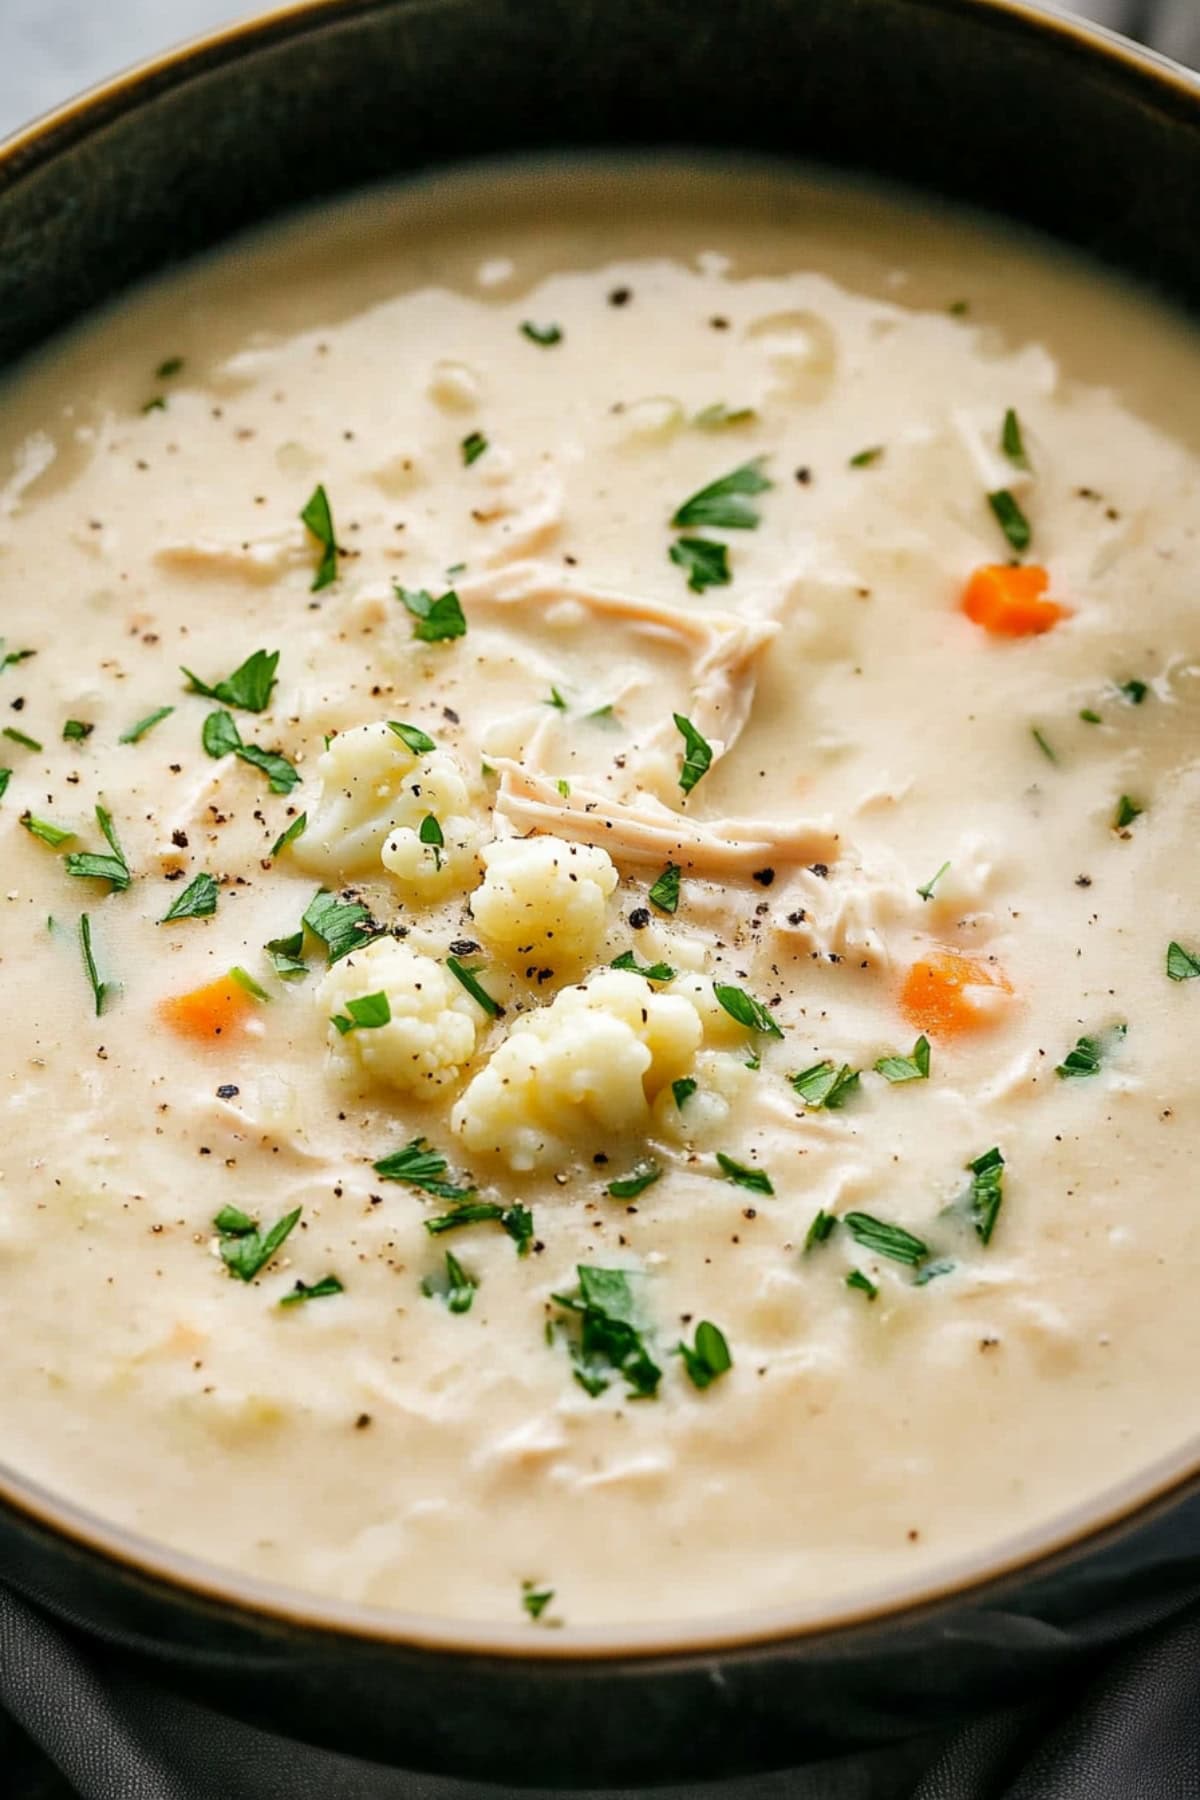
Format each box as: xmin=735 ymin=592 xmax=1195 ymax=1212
xmin=714 ymin=982 xmax=782 ymax=1039
xmin=673 ymin=713 xmax=713 ymax=794
xmin=79 ymin=914 xmax=111 ymax=1016
xmin=606 ymin=1161 xmax=661 ymax=1200
xmin=988 ymin=489 xmax=1032 ymax=554
xmin=425 ymin=1201 xmax=534 ymax=1256
xmin=966 ymin=1147 xmax=1005 ymax=1245
xmin=422 ymin=1250 xmax=477 ymax=1313
xmin=790 ymin=1061 xmax=859 ymax=1109
xmin=461 ymin=431 xmax=488 ymax=466
xmin=0 ymin=644 xmax=35 ymax=675
xmin=551 ymin=1267 xmax=661 ymax=1400
xmin=677 ymin=1320 xmax=732 ymax=1390
xmin=201 ymin=709 xmax=300 ymax=794
xmin=669 ymin=537 xmax=731 ymax=592
xmin=692 ymin=403 xmax=756 ymax=430
xmin=120 ymin=705 xmax=174 ymax=744
xmin=216 ymin=1204 xmax=301 ymax=1282
xmin=1118 ymin=679 xmax=1148 ymax=705
xmin=1001 ymin=407 xmax=1030 ymax=471
xmin=387 ymin=720 xmax=437 ymax=754
xmin=419 ymin=813 xmax=444 ymax=869
xmin=2 ymin=727 xmax=41 ymax=753
xmin=269 ymin=813 xmax=307 ymax=859
xmin=716 ymin=1152 xmax=774 ymax=1195
xmin=522 ymin=1584 xmax=556 ymax=1621
xmin=1031 ymin=726 xmax=1058 ymax=764
xmin=0 ymin=770 xmax=9 ymax=802
xmin=330 ymin=991 xmax=392 ymax=1035
xmin=672 ymin=458 xmax=772 ymax=531
xmin=300 ymin=485 xmax=338 ymax=590
xmin=1113 ymin=794 xmax=1143 ymax=831
xmin=21 ymin=814 xmax=75 ymax=849
xmin=158 ymin=872 xmax=218 ymax=924
xmin=1167 ymin=941 xmax=1200 ymax=982
xmin=447 ymin=955 xmax=502 ymax=1018
xmin=916 ymin=860 xmax=950 ymax=902
xmin=648 ymin=863 xmax=681 ymax=913
xmin=373 ymin=1137 xmax=474 ymax=1200
xmin=845 ymin=1269 xmax=878 ymax=1301
xmin=520 ymin=321 xmax=563 ymax=346
xmin=672 ymin=1076 xmax=697 ymax=1109
xmin=183 ymin=648 xmax=279 ymax=713
xmin=849 ymin=446 xmax=884 ymax=468
xmin=279 ymin=1275 xmax=343 ymax=1307
xmin=303 ymin=889 xmax=379 ymax=964
xmin=265 ymin=930 xmax=308 ymax=981
xmin=62 ymin=719 xmax=93 ymax=743
xmin=395 ymin=584 xmax=468 ymax=643
xmin=64 ymin=805 xmax=132 ymax=892
xmin=804 ymin=1209 xmax=838 ymax=1252
xmin=843 ymin=1212 xmax=930 ymax=1267
xmin=874 ymin=1035 xmax=931 ymax=1083
xmin=610 ymin=950 xmax=675 ymax=982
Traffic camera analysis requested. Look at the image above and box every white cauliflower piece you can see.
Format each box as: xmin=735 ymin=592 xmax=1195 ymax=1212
xmin=469 ymin=835 xmax=618 ymax=966
xmin=669 ymin=973 xmax=759 ymax=1049
xmin=318 ymin=937 xmax=482 ymax=1094
xmin=293 ymin=721 xmax=481 ymax=894
xmin=452 ymin=969 xmax=702 ymax=1171
xmin=651 ymin=1049 xmax=753 ymax=1145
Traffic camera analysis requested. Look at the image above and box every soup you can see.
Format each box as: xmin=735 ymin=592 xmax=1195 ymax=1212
xmin=2 ymin=162 xmax=1199 ymax=1628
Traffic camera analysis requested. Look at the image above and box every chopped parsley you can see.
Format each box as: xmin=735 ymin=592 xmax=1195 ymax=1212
xmin=0 ymin=769 xmax=9 ymax=801
xmin=988 ymin=488 xmax=1032 ymax=554
xmin=64 ymin=805 xmax=132 ymax=892
xmin=804 ymin=1209 xmax=837 ymax=1252
xmin=648 ymin=863 xmax=681 ymax=913
xmin=676 ymin=1320 xmax=732 ymax=1390
xmin=229 ymin=965 xmax=270 ymax=1002
xmin=155 ymin=355 xmax=184 ymax=380
xmin=300 ymin=485 xmax=338 ymax=590
xmin=201 ymin=709 xmax=300 ymax=794
xmin=62 ymin=719 xmax=93 ymax=743
xmin=916 ymin=860 xmax=950 ymax=902
xmin=158 ymin=872 xmax=218 ymax=924
xmin=1001 ymin=407 xmax=1030 ymax=470
xmin=716 ymin=1152 xmax=774 ymax=1195
xmin=266 ymin=929 xmax=308 ymax=981
xmin=713 ymin=982 xmax=783 ymax=1039
xmin=845 ymin=1269 xmax=878 ymax=1301
xmin=269 ymin=813 xmax=307 ymax=859
xmin=849 ymin=446 xmax=884 ymax=468
xmin=421 ymin=1250 xmax=476 ymax=1313
xmin=119 ymin=705 xmax=173 ymax=744
xmin=419 ymin=814 xmax=444 ymax=869
xmin=183 ymin=647 xmax=279 ymax=712
xmin=387 ymin=720 xmax=437 ymax=754
xmin=303 ymin=888 xmax=379 ymax=964
xmin=1031 ymin=727 xmax=1058 ymax=764
xmin=1056 ymin=1023 xmax=1126 ymax=1079
xmin=669 ymin=537 xmax=731 ymax=592
xmin=692 ymin=403 xmax=756 ymax=430
xmin=1167 ymin=941 xmax=1200 ymax=982
xmin=395 ymin=584 xmax=468 ymax=642
xmin=216 ymin=1204 xmax=301 ymax=1282
xmin=3 ymin=726 xmax=42 ymax=752
xmin=606 ymin=1161 xmax=661 ymax=1200
xmin=545 ymin=687 xmax=568 ymax=711
xmin=843 ymin=1212 xmax=930 ymax=1267
xmin=610 ymin=950 xmax=675 ymax=981
xmin=1080 ymin=709 xmax=1102 ymax=725
xmin=671 ymin=458 xmax=772 ymax=531
xmin=1113 ymin=794 xmax=1143 ymax=831
xmin=21 ymin=813 xmax=74 ymax=849
xmin=790 ymin=1060 xmax=859 ymax=1109
xmin=79 ymin=913 xmax=111 ymax=1016
xmin=280 ymin=1275 xmax=344 ymax=1307
xmin=373 ymin=1136 xmax=474 ymax=1200
xmin=461 ymin=431 xmax=488 ymax=466
xmin=520 ymin=321 xmax=563 ymax=346
xmin=1119 ymin=678 xmax=1148 ymax=705
xmin=912 ymin=1258 xmax=957 ymax=1286
xmin=556 ymin=778 xmax=571 ymax=798
xmin=447 ymin=954 xmax=503 ymax=1018
xmin=330 ymin=990 xmax=392 ymax=1035
xmin=552 ymin=1266 xmax=661 ymax=1399
xmin=0 ymin=644 xmax=35 ymax=674
xmin=672 ymin=1076 xmax=697 ymax=1109
xmin=425 ymin=1201 xmax=534 ymax=1256
xmin=966 ymin=1147 xmax=1005 ymax=1245
xmin=673 ymin=713 xmax=713 ymax=795
xmin=874 ymin=1035 xmax=931 ymax=1083
xmin=522 ymin=1584 xmax=556 ymax=1621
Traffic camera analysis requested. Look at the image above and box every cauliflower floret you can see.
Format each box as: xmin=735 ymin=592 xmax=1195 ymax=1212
xmin=469 ymin=835 xmax=618 ymax=967
xmin=293 ymin=721 xmax=482 ymax=895
xmin=452 ymin=969 xmax=702 ymax=1171
xmin=651 ymin=1049 xmax=754 ymax=1145
xmin=669 ymin=972 xmax=760 ymax=1049
xmin=318 ymin=937 xmax=482 ymax=1094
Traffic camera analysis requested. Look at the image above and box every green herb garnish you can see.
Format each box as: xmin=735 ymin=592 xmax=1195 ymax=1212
xmin=395 ymin=584 xmax=468 ymax=643
xmin=845 ymin=1269 xmax=878 ymax=1301
xmin=874 ymin=1035 xmax=931 ymax=1083
xmin=269 ymin=813 xmax=307 ymax=858
xmin=266 ymin=929 xmax=308 ymax=981
xmin=648 ymin=863 xmax=681 ymax=913
xmin=461 ymin=431 xmax=488 ymax=466
xmin=545 ymin=687 xmax=568 ymax=711
xmin=606 ymin=1161 xmax=661 ymax=1200
xmin=790 ymin=1060 xmax=859 ymax=1109
xmin=229 ymin=966 xmax=270 ymax=1002
xmin=673 ymin=713 xmax=713 ymax=795
xmin=672 ymin=1076 xmax=697 ymax=1109
xmin=330 ymin=990 xmax=392 ymax=1035
xmin=912 ymin=1258 xmax=957 ymax=1286
xmin=522 ymin=1584 xmax=556 ymax=1621
xmin=669 ymin=537 xmax=731 ymax=592
xmin=1167 ymin=941 xmax=1200 ymax=982
xmin=2 ymin=727 xmax=42 ymax=752
xmin=804 ymin=1209 xmax=837 ymax=1251
xmin=79 ymin=913 xmax=111 ymax=1016
xmin=387 ymin=721 xmax=437 ymax=754
xmin=716 ymin=1152 xmax=774 ymax=1195
xmin=183 ymin=648 xmax=279 ymax=713
xmin=843 ymin=1212 xmax=930 ymax=1267
xmin=551 ymin=1266 xmax=661 ymax=1399
xmin=672 ymin=458 xmax=771 ymax=531
xmin=64 ymin=805 xmax=132 ymax=892
xmin=1113 ymin=795 xmax=1143 ymax=831
xmin=158 ymin=872 xmax=218 ymax=924
xmin=62 ymin=719 xmax=93 ymax=743
xmin=610 ymin=950 xmax=675 ymax=982
xmin=373 ymin=1137 xmax=474 ymax=1200
xmin=422 ymin=1249 xmax=477 ymax=1313
xmin=216 ymin=1204 xmax=302 ymax=1282
xmin=1118 ymin=679 xmax=1148 ymax=705
xmin=1079 ymin=709 xmax=1102 ymax=725
xmin=425 ymin=1201 xmax=534 ymax=1256
xmin=201 ymin=709 xmax=300 ymax=794
xmin=692 ymin=403 xmax=756 ymax=430
xmin=119 ymin=705 xmax=174 ymax=744
xmin=1001 ymin=408 xmax=1030 ymax=470
xmin=447 ymin=954 xmax=502 ymax=1018
xmin=303 ymin=888 xmax=379 ymax=964
xmin=280 ymin=1275 xmax=343 ymax=1307
xmin=966 ymin=1147 xmax=1005 ymax=1245
xmin=0 ymin=644 xmax=35 ymax=674
xmin=1056 ymin=1023 xmax=1126 ymax=1079
xmin=21 ymin=814 xmax=74 ymax=849
xmin=300 ymin=485 xmax=338 ymax=590
xmin=520 ymin=321 xmax=563 ymax=347
xmin=849 ymin=446 xmax=884 ymax=468
xmin=916 ymin=860 xmax=950 ymax=902
xmin=1031 ymin=727 xmax=1057 ymax=763
xmin=713 ymin=982 xmax=782 ymax=1039
xmin=0 ymin=769 xmax=9 ymax=801
xmin=676 ymin=1320 xmax=732 ymax=1390
xmin=419 ymin=814 xmax=444 ymax=869
xmin=987 ymin=489 xmax=1032 ymax=553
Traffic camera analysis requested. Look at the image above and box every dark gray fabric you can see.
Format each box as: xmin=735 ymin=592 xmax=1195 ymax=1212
xmin=2 ymin=1580 xmax=1200 ymax=1798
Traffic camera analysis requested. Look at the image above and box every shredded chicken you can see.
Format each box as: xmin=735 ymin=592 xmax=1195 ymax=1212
xmin=154 ymin=530 xmax=309 ymax=584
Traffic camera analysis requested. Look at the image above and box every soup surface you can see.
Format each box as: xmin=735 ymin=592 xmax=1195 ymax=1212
xmin=2 ymin=162 xmax=1200 ymax=1630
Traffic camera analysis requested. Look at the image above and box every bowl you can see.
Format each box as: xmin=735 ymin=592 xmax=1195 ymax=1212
xmin=1 ymin=0 xmax=1198 ymax=1786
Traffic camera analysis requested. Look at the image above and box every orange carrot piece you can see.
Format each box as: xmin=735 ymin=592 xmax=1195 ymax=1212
xmin=900 ymin=950 xmax=1011 ymax=1039
xmin=159 ymin=975 xmax=255 ymax=1042
xmin=961 ymin=564 xmax=1068 ymax=637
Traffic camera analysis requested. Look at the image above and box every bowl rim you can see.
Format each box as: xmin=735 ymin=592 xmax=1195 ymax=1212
xmin=1 ymin=0 xmax=1198 ymax=1665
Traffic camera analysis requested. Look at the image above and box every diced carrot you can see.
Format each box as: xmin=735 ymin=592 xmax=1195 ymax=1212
xmin=159 ymin=975 xmax=255 ymax=1042
xmin=961 ymin=564 xmax=1068 ymax=637
xmin=900 ymin=950 xmax=1011 ymax=1039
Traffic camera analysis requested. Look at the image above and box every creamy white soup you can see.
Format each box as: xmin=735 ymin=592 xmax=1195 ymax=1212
xmin=2 ymin=161 xmax=1200 ymax=1629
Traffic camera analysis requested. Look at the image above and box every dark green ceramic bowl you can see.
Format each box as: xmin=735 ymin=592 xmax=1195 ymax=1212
xmin=1 ymin=1 xmax=1198 ymax=1786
